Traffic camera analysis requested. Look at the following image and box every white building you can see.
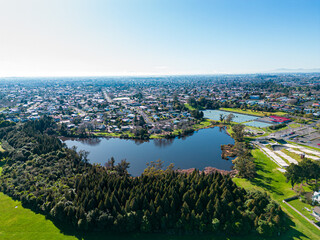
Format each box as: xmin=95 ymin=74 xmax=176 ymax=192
xmin=312 ymin=191 xmax=320 ymax=204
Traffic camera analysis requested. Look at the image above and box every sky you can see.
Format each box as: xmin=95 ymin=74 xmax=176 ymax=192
xmin=0 ymin=0 xmax=319 ymax=77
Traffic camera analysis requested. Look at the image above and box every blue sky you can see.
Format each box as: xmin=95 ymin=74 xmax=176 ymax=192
xmin=0 ymin=0 xmax=319 ymax=76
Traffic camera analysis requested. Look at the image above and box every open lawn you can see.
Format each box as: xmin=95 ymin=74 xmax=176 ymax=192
xmin=93 ymin=131 xmax=135 ymax=138
xmin=0 ymin=192 xmax=77 ymax=240
xmin=287 ymin=141 xmax=320 ymax=151
xmin=281 ymin=149 xmax=302 ymax=162
xmin=0 ymin=165 xmax=76 ymax=240
xmin=0 ymin=144 xmax=4 ymax=152
xmin=289 ymin=123 xmax=302 ymax=128
xmin=193 ymin=119 xmax=213 ymax=130
xmin=220 ymin=107 xmax=287 ymax=117
xmin=233 ymin=149 xmax=319 ymax=239
xmin=184 ymin=103 xmax=197 ymax=111
xmin=288 ymin=199 xmax=318 ymax=222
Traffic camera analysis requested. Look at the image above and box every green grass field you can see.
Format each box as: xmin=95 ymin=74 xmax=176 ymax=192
xmin=220 ymin=107 xmax=287 ymax=117
xmin=287 ymin=141 xmax=320 ymax=151
xmin=281 ymin=149 xmax=304 ymax=162
xmin=288 ymin=199 xmax=318 ymax=222
xmin=0 ymin=143 xmax=4 ymax=152
xmin=93 ymin=131 xmax=135 ymax=138
xmin=289 ymin=123 xmax=302 ymax=128
xmin=193 ymin=119 xmax=212 ymax=130
xmin=0 ymin=192 xmax=77 ymax=240
xmin=184 ymin=103 xmax=197 ymax=111
xmin=0 ymin=165 xmax=76 ymax=240
xmin=233 ymin=149 xmax=319 ymax=240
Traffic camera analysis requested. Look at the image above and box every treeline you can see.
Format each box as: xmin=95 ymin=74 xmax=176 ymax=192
xmin=230 ymin=124 xmax=257 ymax=179
xmin=0 ymin=117 xmax=289 ymax=236
xmin=0 ymin=120 xmax=16 ymax=128
xmin=285 ymin=158 xmax=320 ymax=190
xmin=269 ymin=123 xmax=286 ymax=130
xmin=187 ymin=96 xmax=276 ymax=112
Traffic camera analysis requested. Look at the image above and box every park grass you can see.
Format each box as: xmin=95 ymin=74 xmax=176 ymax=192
xmin=265 ymin=144 xmax=273 ymax=150
xmin=0 ymin=144 xmax=4 ymax=152
xmin=281 ymin=149 xmax=303 ymax=162
xmin=184 ymin=103 xmax=197 ymax=111
xmin=287 ymin=141 xmax=320 ymax=151
xmin=289 ymin=123 xmax=302 ymax=128
xmin=243 ymin=124 xmax=289 ymax=139
xmin=291 ymin=148 xmax=320 ymax=158
xmin=193 ymin=119 xmax=213 ymax=130
xmin=288 ymin=199 xmax=318 ymax=222
xmin=0 ymin=165 xmax=76 ymax=240
xmin=93 ymin=131 xmax=135 ymax=138
xmin=233 ymin=149 xmax=319 ymax=239
xmin=233 ymin=149 xmax=296 ymax=200
xmin=0 ymin=192 xmax=77 ymax=240
xmin=220 ymin=107 xmax=287 ymax=117
xmin=93 ymin=132 xmax=121 ymax=137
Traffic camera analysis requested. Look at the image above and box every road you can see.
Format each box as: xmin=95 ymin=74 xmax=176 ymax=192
xmin=102 ymin=89 xmax=113 ymax=103
xmin=135 ymin=107 xmax=154 ymax=126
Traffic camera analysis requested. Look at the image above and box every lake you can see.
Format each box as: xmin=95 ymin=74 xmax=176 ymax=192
xmin=63 ymin=127 xmax=235 ymax=176
xmin=203 ymin=110 xmax=259 ymax=123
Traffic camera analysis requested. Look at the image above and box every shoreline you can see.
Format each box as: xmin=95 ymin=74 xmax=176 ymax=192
xmin=177 ymin=166 xmax=237 ymax=177
xmin=59 ymin=123 xmax=228 ymax=142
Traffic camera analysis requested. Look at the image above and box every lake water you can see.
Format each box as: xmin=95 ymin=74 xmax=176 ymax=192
xmin=63 ymin=127 xmax=235 ymax=176
xmin=203 ymin=110 xmax=259 ymax=123
xmin=244 ymin=121 xmax=273 ymax=128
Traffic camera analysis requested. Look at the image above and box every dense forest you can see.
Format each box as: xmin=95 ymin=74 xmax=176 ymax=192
xmin=0 ymin=117 xmax=289 ymax=236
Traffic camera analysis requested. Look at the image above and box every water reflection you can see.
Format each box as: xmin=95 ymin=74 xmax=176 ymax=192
xmin=60 ymin=137 xmax=102 ymax=146
xmin=63 ymin=127 xmax=235 ymax=176
xmin=153 ymin=138 xmax=174 ymax=148
xmin=133 ymin=139 xmax=148 ymax=146
xmin=219 ymin=126 xmax=226 ymax=133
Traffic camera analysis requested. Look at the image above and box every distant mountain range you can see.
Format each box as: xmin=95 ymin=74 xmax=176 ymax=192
xmin=272 ymin=68 xmax=320 ymax=73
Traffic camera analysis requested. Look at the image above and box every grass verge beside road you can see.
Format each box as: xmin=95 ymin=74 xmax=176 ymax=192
xmin=288 ymin=199 xmax=318 ymax=222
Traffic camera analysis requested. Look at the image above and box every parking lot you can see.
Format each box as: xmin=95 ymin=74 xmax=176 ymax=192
xmin=269 ymin=121 xmax=320 ymax=149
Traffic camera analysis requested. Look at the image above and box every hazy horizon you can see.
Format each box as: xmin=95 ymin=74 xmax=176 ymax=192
xmin=0 ymin=0 xmax=319 ymax=77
